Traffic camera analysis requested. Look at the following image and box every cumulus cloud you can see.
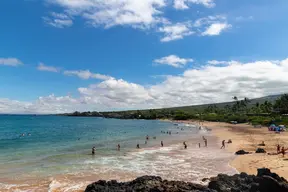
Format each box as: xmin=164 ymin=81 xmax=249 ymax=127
xmin=43 ymin=0 xmax=229 ymax=41
xmin=37 ymin=63 xmax=59 ymax=72
xmin=43 ymin=12 xmax=73 ymax=28
xmin=0 ymin=58 xmax=23 ymax=66
xmin=63 ymin=70 xmax=111 ymax=80
xmin=174 ymin=0 xmax=215 ymax=10
xmin=3 ymin=58 xmax=288 ymax=114
xmin=159 ymin=22 xmax=194 ymax=42
xmin=154 ymin=55 xmax=193 ymax=68
xmin=201 ymin=23 xmax=231 ymax=36
xmin=48 ymin=0 xmax=166 ymax=29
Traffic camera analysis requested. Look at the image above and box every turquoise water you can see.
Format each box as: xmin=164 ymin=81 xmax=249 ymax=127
xmin=0 ymin=115 xmax=237 ymax=191
xmin=0 ymin=116 xmax=178 ymax=175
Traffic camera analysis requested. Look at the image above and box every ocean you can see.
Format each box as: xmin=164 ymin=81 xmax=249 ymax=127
xmin=0 ymin=115 xmax=237 ymax=192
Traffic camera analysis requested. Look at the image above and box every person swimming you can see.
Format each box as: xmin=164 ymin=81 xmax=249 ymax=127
xmin=137 ymin=144 xmax=140 ymax=149
xmin=161 ymin=141 xmax=163 ymax=147
xmin=117 ymin=144 xmax=120 ymax=151
xmin=221 ymin=140 xmax=226 ymax=149
xmin=92 ymin=146 xmax=96 ymax=155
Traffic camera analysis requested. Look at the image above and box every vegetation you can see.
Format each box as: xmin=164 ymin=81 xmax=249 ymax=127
xmin=62 ymin=94 xmax=288 ymax=126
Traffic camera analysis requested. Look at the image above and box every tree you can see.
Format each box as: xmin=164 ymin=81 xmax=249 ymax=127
xmin=274 ymin=94 xmax=288 ymax=114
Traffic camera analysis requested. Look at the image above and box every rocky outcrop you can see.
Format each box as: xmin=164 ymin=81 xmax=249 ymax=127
xmin=255 ymin=148 xmax=266 ymax=153
xmin=235 ymin=150 xmax=249 ymax=155
xmin=85 ymin=168 xmax=288 ymax=192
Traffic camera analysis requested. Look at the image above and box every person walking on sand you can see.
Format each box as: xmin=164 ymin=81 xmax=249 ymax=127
xmin=281 ymin=147 xmax=285 ymax=157
xmin=277 ymin=144 xmax=280 ymax=153
xmin=183 ymin=141 xmax=187 ymax=149
xmin=161 ymin=141 xmax=163 ymax=147
xmin=221 ymin=140 xmax=226 ymax=149
xmin=92 ymin=146 xmax=96 ymax=155
xmin=198 ymin=143 xmax=201 ymax=148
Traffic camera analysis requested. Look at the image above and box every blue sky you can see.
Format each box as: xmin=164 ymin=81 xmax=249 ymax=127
xmin=1 ymin=0 xmax=288 ymax=113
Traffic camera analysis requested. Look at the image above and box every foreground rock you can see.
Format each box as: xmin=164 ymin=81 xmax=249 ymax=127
xmin=255 ymin=148 xmax=266 ymax=153
xmin=235 ymin=149 xmax=249 ymax=155
xmin=85 ymin=168 xmax=288 ymax=192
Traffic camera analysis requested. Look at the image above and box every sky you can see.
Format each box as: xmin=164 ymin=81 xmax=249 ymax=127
xmin=1 ymin=0 xmax=288 ymax=114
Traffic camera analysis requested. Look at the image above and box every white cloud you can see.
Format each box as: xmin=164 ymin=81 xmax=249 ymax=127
xmin=154 ymin=55 xmax=193 ymax=68
xmin=173 ymin=0 xmax=189 ymax=10
xmin=0 ymin=58 xmax=23 ymax=66
xmin=49 ymin=0 xmax=166 ymax=29
xmin=63 ymin=70 xmax=111 ymax=80
xmin=174 ymin=0 xmax=215 ymax=10
xmin=207 ymin=60 xmax=239 ymax=65
xmin=159 ymin=22 xmax=194 ymax=42
xmin=37 ymin=63 xmax=59 ymax=72
xmin=235 ymin=16 xmax=253 ymax=22
xmin=43 ymin=1 xmax=233 ymax=41
xmin=43 ymin=12 xmax=73 ymax=28
xmin=5 ymin=58 xmax=288 ymax=114
xmin=201 ymin=23 xmax=231 ymax=36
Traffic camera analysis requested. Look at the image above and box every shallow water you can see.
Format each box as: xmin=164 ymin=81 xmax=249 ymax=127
xmin=0 ymin=115 xmax=237 ymax=191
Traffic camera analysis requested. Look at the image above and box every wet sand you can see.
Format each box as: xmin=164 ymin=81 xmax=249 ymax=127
xmin=177 ymin=120 xmax=288 ymax=179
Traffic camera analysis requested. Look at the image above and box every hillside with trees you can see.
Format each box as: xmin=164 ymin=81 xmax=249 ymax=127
xmin=62 ymin=94 xmax=288 ymax=126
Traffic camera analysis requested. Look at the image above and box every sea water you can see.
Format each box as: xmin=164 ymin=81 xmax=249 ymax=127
xmin=0 ymin=115 xmax=237 ymax=192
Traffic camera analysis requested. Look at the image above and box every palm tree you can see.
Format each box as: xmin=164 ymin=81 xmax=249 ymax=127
xmin=232 ymin=96 xmax=238 ymax=101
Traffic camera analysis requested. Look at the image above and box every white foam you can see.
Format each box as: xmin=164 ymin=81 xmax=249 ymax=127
xmin=48 ymin=179 xmax=87 ymax=192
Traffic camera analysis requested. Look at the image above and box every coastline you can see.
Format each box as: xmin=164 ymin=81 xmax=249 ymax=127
xmin=174 ymin=120 xmax=288 ymax=180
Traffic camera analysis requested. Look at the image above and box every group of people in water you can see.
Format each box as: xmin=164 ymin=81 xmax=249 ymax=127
xmin=91 ymin=131 xmax=212 ymax=155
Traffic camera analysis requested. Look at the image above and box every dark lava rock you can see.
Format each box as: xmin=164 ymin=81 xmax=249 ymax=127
xmin=85 ymin=169 xmax=288 ymax=192
xmin=235 ymin=150 xmax=249 ymax=155
xmin=255 ymin=148 xmax=266 ymax=153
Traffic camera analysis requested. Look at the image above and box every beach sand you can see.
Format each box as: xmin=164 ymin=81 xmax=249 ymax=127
xmin=199 ymin=121 xmax=288 ymax=179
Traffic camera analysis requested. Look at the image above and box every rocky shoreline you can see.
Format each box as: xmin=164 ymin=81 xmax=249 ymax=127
xmin=85 ymin=168 xmax=288 ymax=192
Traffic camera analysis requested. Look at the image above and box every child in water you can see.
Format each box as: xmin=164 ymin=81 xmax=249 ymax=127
xmin=92 ymin=146 xmax=96 ymax=155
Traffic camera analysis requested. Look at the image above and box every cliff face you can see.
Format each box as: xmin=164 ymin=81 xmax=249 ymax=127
xmin=85 ymin=168 xmax=288 ymax=192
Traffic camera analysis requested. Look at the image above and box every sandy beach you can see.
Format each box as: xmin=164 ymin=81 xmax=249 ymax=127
xmin=185 ymin=121 xmax=288 ymax=179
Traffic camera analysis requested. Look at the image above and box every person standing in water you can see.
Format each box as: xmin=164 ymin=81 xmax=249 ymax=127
xmin=161 ymin=141 xmax=163 ymax=147
xmin=137 ymin=144 xmax=140 ymax=149
xmin=92 ymin=146 xmax=96 ymax=155
xmin=183 ymin=141 xmax=187 ymax=149
xmin=117 ymin=144 xmax=120 ymax=151
xmin=221 ymin=140 xmax=226 ymax=149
